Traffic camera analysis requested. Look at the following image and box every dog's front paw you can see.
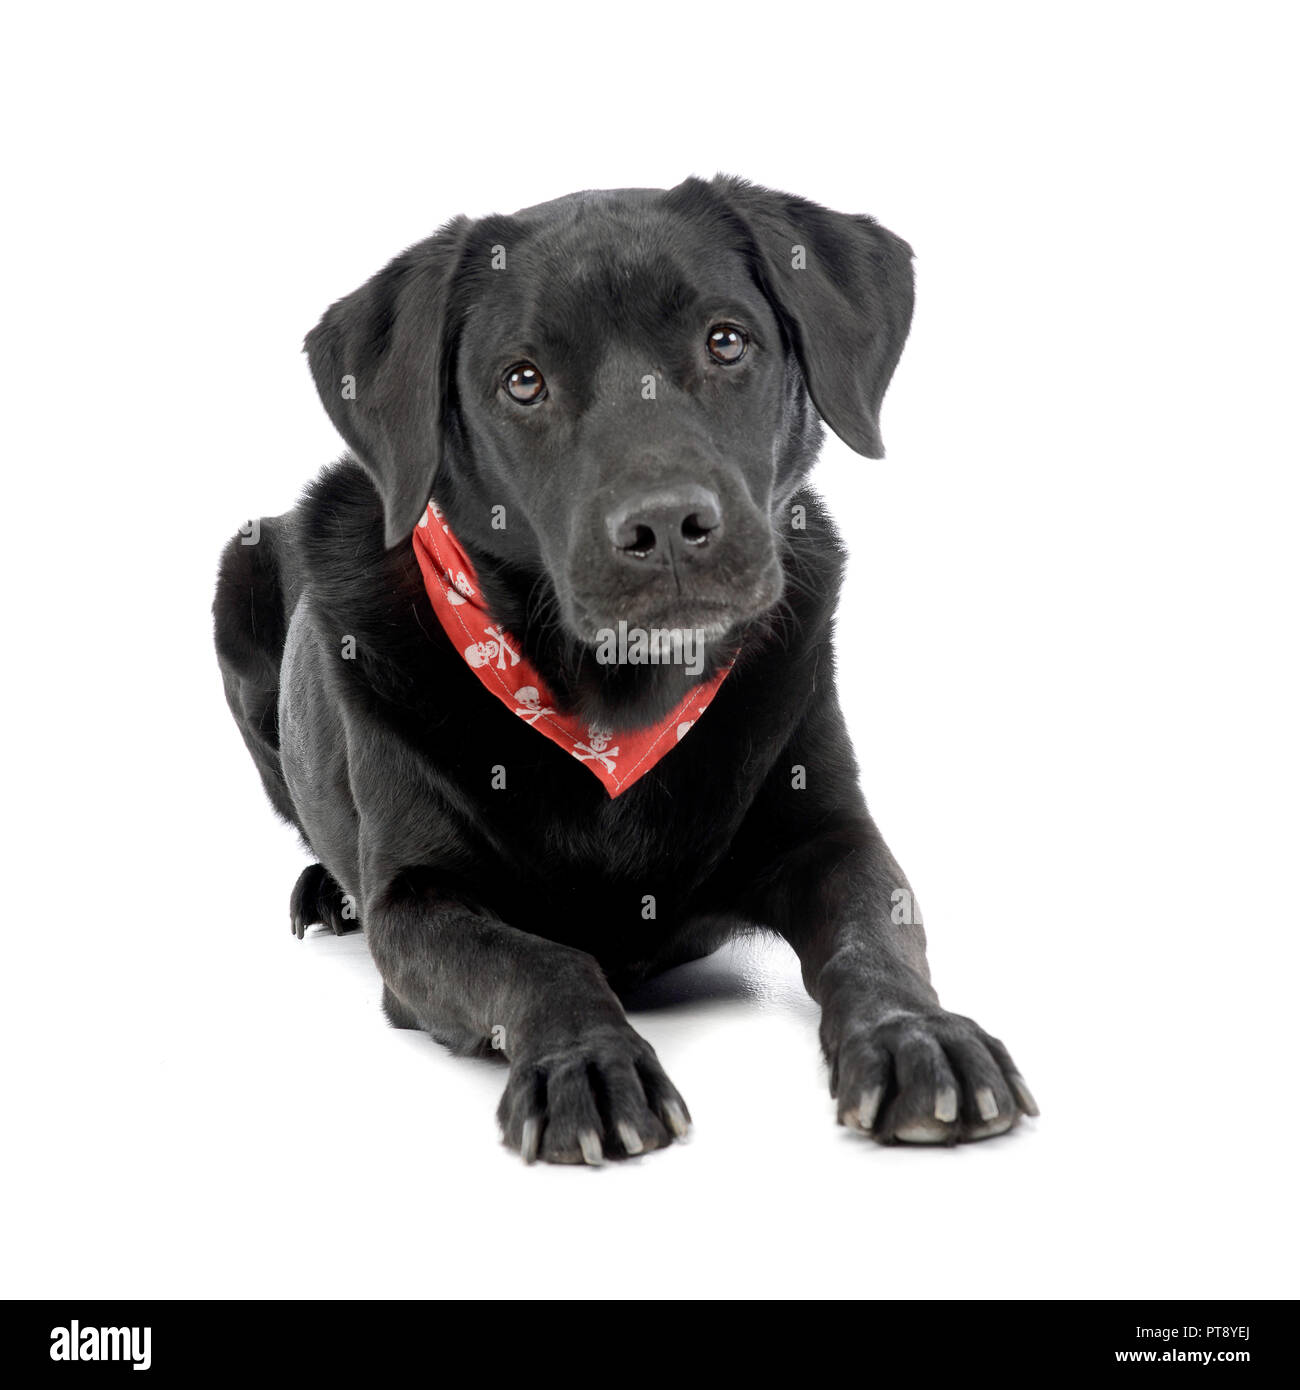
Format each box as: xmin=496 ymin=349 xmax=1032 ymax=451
xmin=827 ymin=1009 xmax=1038 ymax=1145
xmin=497 ymin=1026 xmax=690 ymax=1165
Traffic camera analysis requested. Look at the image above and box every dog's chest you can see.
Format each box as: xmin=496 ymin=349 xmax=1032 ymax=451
xmin=470 ymin=775 xmax=736 ymax=921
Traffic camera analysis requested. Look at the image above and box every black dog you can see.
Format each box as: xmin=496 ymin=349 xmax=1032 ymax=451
xmin=214 ymin=176 xmax=1036 ymax=1163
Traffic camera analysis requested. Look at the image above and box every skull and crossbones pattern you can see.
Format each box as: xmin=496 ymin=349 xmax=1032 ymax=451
xmin=444 ymin=569 xmax=474 ymax=605
xmin=573 ymin=724 xmax=620 ymax=773
xmin=464 ymin=624 xmax=521 ymax=670
xmin=513 ymin=686 xmax=554 ymax=726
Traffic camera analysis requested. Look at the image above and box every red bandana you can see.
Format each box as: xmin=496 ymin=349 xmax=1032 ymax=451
xmin=412 ymin=501 xmax=732 ymax=797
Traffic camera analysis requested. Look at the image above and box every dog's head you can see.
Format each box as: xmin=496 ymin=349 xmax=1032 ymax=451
xmin=306 ymin=176 xmax=913 ymax=683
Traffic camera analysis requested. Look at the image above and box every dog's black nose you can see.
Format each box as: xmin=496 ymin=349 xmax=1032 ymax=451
xmin=606 ymin=486 xmax=722 ymax=564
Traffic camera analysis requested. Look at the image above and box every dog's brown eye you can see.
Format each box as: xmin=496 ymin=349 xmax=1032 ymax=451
xmin=706 ymin=325 xmax=747 ymax=364
xmin=505 ymin=363 xmax=546 ymax=404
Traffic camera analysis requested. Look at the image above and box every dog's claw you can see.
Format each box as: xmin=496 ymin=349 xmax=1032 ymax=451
xmin=578 ymin=1130 xmax=604 ymax=1166
xmin=663 ymin=1099 xmax=690 ymax=1139
xmin=617 ymin=1122 xmax=644 ymax=1156
xmin=858 ymin=1085 xmax=883 ymax=1132
xmin=839 ymin=1085 xmax=882 ymax=1132
xmin=520 ymin=1117 xmax=540 ymax=1164
xmin=1009 ymin=1074 xmax=1039 ymax=1117
xmin=934 ymin=1086 xmax=958 ymax=1123
xmin=975 ymin=1086 xmax=999 ymax=1122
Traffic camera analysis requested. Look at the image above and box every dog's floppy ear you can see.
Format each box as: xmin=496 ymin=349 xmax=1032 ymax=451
xmin=304 ymin=217 xmax=472 ymax=548
xmin=704 ymin=175 xmax=914 ymax=458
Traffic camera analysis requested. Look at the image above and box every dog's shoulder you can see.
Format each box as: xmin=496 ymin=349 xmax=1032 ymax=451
xmin=296 ymin=457 xmax=389 ymax=595
xmin=293 ymin=458 xmax=440 ymax=705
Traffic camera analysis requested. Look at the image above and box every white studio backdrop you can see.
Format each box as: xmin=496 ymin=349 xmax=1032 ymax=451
xmin=1 ymin=1 xmax=1296 ymax=1298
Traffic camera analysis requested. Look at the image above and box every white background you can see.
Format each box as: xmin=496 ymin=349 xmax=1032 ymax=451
xmin=2 ymin=1 xmax=1296 ymax=1300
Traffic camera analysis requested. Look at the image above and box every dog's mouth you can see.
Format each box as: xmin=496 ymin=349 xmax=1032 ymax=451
xmin=565 ymin=560 xmax=785 ymax=654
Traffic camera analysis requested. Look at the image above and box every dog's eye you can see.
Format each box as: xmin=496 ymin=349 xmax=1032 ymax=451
xmin=706 ymin=325 xmax=747 ymax=364
xmin=504 ymin=363 xmax=546 ymax=404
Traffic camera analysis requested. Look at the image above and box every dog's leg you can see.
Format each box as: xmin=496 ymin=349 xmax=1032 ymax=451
xmin=368 ymin=883 xmax=690 ymax=1164
xmin=757 ymin=820 xmax=1038 ymax=1144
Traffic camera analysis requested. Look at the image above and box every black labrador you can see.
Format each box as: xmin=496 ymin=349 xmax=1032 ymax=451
xmin=214 ymin=176 xmax=1037 ymax=1163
